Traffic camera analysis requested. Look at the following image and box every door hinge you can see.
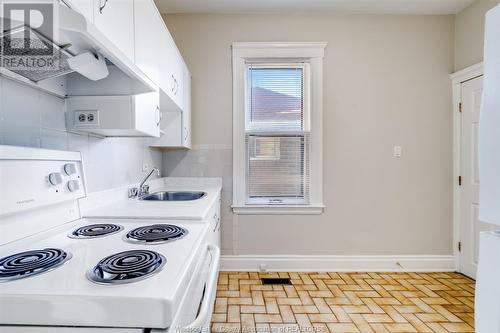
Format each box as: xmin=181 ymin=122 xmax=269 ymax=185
xmin=459 ymin=102 xmax=462 ymax=113
xmin=458 ymin=176 xmax=462 ymax=186
xmin=458 ymin=241 xmax=462 ymax=252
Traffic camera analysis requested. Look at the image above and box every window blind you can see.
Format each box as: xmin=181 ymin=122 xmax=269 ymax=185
xmin=245 ymin=64 xmax=310 ymax=205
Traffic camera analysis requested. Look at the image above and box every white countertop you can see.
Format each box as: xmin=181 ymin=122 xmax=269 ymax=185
xmin=80 ymin=177 xmax=222 ymax=221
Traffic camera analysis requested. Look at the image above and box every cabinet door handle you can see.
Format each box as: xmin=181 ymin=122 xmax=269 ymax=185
xmin=184 ymin=126 xmax=188 ymax=141
xmin=156 ymin=106 xmax=161 ymax=127
xmin=171 ymin=74 xmax=175 ymax=92
xmin=213 ymin=213 xmax=219 ymax=232
xmin=99 ymin=0 xmax=109 ymax=13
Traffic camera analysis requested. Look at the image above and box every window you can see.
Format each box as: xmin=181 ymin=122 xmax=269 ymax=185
xmin=232 ymin=42 xmax=326 ymax=215
xmin=246 ymin=64 xmax=310 ymax=205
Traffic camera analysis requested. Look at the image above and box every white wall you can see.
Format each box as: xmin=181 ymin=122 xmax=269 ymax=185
xmin=0 ymin=77 xmax=162 ymax=193
xmin=455 ymin=0 xmax=500 ymax=71
xmin=162 ymin=13 xmax=455 ymax=256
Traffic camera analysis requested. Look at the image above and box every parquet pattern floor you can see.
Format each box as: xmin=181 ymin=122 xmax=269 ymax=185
xmin=212 ymin=272 xmax=475 ymax=333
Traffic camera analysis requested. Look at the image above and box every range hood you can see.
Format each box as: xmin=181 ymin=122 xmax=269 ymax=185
xmin=0 ymin=2 xmax=155 ymax=97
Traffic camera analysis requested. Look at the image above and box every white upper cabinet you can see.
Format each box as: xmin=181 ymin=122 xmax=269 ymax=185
xmin=66 ymin=93 xmax=160 ymax=137
xmin=134 ymin=0 xmax=192 ymax=148
xmin=63 ymin=0 xmax=94 ymax=20
xmin=134 ymin=0 xmax=164 ymax=86
xmin=149 ymin=61 xmax=191 ymax=149
xmin=134 ymin=0 xmax=185 ymax=111
xmin=93 ymin=0 xmax=135 ymax=61
xmin=170 ymin=47 xmax=185 ymax=110
xmin=162 ymin=35 xmax=184 ymax=110
xmin=181 ymin=61 xmax=191 ymax=149
xmin=62 ymin=0 xmax=192 ymax=144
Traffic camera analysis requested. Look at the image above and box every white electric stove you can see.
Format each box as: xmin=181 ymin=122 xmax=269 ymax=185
xmin=0 ymin=145 xmax=220 ymax=333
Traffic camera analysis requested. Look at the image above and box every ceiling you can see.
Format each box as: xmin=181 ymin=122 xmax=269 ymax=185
xmin=155 ymin=0 xmax=476 ymax=15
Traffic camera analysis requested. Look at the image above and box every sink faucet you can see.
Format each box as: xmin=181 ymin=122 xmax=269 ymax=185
xmin=129 ymin=167 xmax=160 ymax=198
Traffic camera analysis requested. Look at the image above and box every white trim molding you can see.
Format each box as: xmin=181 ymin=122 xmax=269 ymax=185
xmin=450 ymin=62 xmax=483 ymax=274
xmin=220 ymin=255 xmax=456 ymax=272
xmin=232 ymin=42 xmax=328 ymax=59
xmin=231 ymin=42 xmax=326 ymax=215
xmin=232 ymin=205 xmax=324 ymax=215
xmin=450 ymin=62 xmax=483 ymax=82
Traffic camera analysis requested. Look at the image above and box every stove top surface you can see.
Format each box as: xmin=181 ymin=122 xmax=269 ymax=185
xmin=0 ymin=218 xmax=209 ymax=329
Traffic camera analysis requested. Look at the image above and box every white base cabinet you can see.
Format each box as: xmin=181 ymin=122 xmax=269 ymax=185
xmin=66 ymin=94 xmax=160 ymax=137
xmin=206 ymin=193 xmax=222 ymax=248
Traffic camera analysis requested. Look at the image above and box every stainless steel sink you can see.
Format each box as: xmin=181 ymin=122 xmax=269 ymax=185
xmin=139 ymin=191 xmax=207 ymax=201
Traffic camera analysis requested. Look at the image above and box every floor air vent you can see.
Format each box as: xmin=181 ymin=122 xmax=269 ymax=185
xmin=261 ymin=278 xmax=292 ymax=285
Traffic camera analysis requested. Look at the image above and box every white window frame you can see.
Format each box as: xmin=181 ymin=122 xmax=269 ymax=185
xmin=232 ymin=42 xmax=326 ymax=215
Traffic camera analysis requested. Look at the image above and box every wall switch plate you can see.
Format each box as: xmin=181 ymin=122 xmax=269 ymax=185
xmin=259 ymin=264 xmax=268 ymax=272
xmin=73 ymin=110 xmax=99 ymax=127
xmin=393 ymin=145 xmax=402 ymax=158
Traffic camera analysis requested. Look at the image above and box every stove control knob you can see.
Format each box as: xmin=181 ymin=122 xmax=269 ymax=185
xmin=67 ymin=180 xmax=80 ymax=192
xmin=64 ymin=163 xmax=77 ymax=176
xmin=48 ymin=172 xmax=63 ymax=186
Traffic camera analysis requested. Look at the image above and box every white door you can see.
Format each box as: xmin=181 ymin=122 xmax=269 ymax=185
xmin=459 ymin=76 xmax=496 ymax=278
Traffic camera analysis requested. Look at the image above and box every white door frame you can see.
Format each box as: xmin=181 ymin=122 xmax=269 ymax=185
xmin=450 ymin=62 xmax=483 ymax=272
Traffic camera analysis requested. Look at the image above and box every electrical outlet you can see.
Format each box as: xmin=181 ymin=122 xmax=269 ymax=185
xmin=74 ymin=110 xmax=99 ymax=127
xmin=142 ymin=163 xmax=150 ymax=172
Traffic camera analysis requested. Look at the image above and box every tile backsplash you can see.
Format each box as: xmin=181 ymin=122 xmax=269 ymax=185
xmin=162 ymin=145 xmax=233 ymax=254
xmin=0 ymin=77 xmax=162 ymax=193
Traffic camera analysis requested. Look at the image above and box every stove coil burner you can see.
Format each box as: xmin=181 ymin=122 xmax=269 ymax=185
xmin=87 ymin=250 xmax=166 ymax=284
xmin=69 ymin=223 xmax=123 ymax=239
xmin=125 ymin=224 xmax=188 ymax=244
xmin=0 ymin=248 xmax=71 ymax=282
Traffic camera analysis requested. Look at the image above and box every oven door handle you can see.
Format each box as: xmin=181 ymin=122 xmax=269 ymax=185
xmin=181 ymin=244 xmax=220 ymax=332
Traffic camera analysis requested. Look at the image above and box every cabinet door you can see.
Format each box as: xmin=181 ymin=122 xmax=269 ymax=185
xmin=64 ymin=0 xmax=94 ymax=21
xmin=181 ymin=62 xmax=191 ymax=148
xmin=134 ymin=92 xmax=160 ymax=137
xmin=170 ymin=51 xmax=184 ymax=110
xmin=158 ymin=111 xmax=182 ymax=146
xmin=93 ymin=0 xmax=135 ymax=61
xmin=135 ymin=0 xmax=181 ymax=111
xmin=159 ymin=32 xmax=180 ymax=107
xmin=206 ymin=196 xmax=221 ymax=247
xmin=134 ymin=0 xmax=162 ymax=85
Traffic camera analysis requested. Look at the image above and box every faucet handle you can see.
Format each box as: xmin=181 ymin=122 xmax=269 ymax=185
xmin=128 ymin=187 xmax=139 ymax=198
xmin=140 ymin=184 xmax=150 ymax=196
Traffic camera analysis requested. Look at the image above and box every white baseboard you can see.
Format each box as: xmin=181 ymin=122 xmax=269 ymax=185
xmin=220 ymin=255 xmax=456 ymax=272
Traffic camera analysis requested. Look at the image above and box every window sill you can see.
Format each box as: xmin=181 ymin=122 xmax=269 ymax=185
xmin=232 ymin=205 xmax=324 ymax=215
